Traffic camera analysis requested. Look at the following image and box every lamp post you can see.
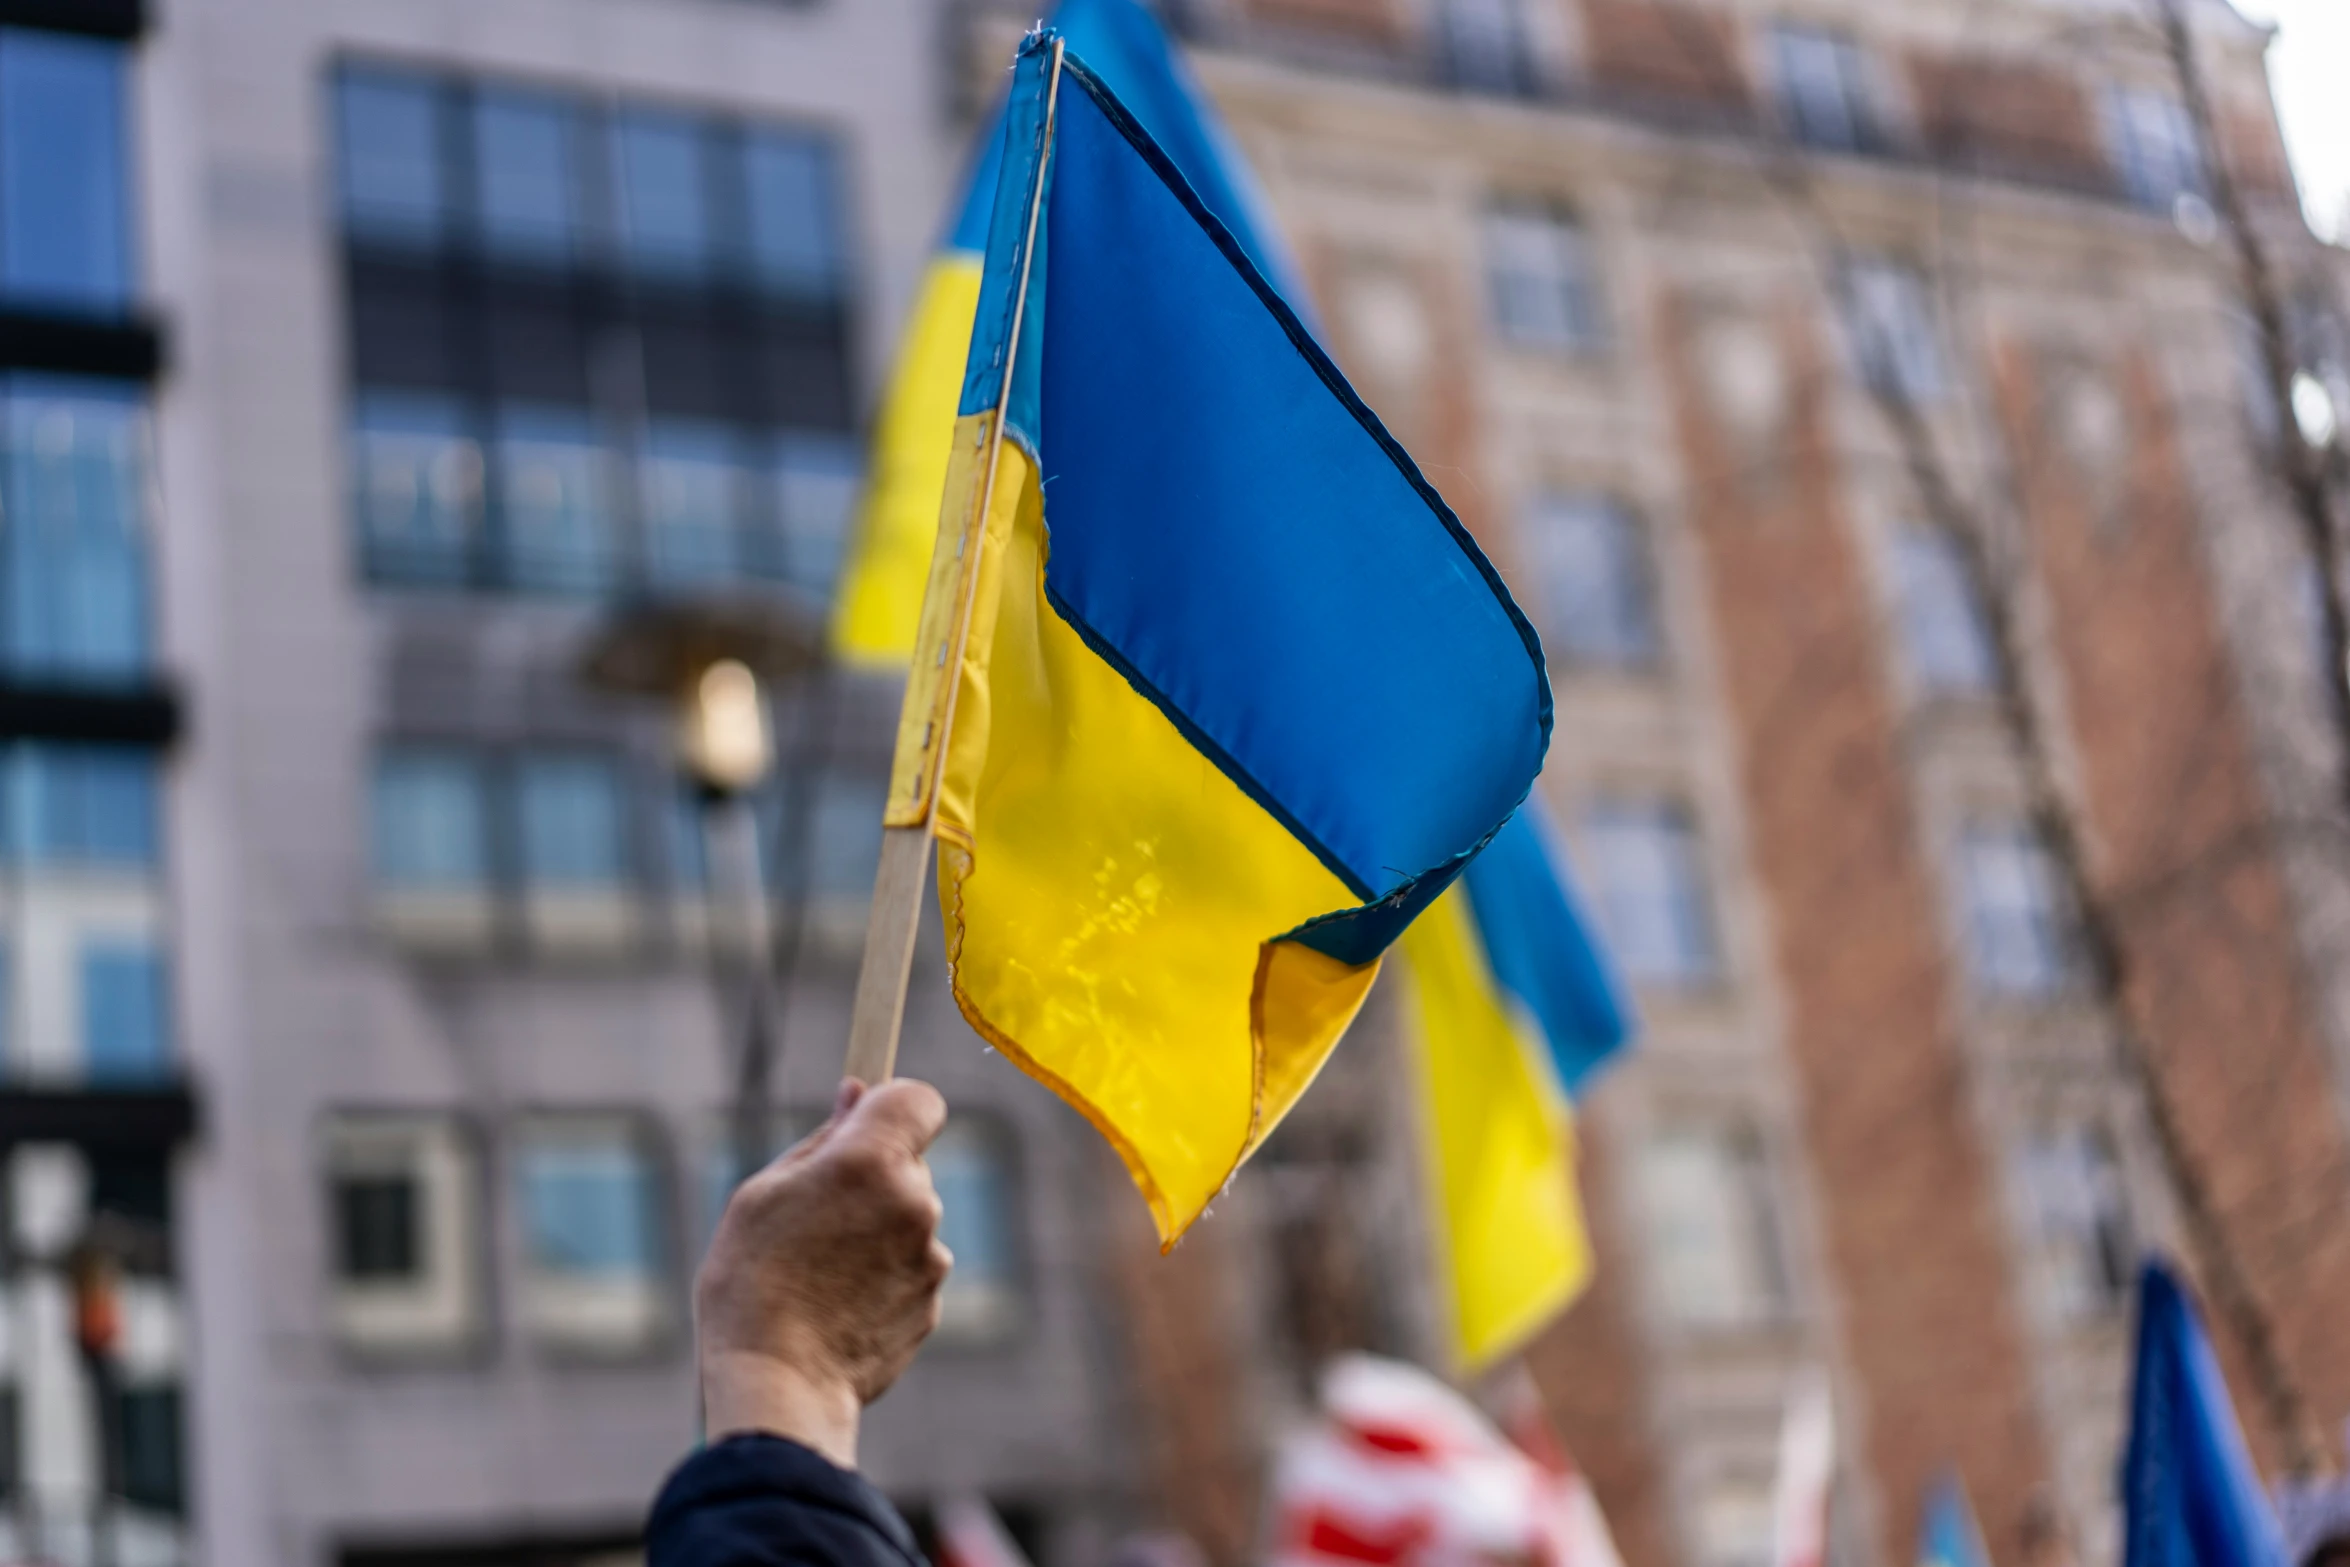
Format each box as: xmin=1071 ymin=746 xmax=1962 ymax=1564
xmin=580 ymin=591 xmax=827 ymax=1192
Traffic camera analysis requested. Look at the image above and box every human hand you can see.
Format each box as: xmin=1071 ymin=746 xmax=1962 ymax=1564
xmin=695 ymin=1077 xmax=953 ymax=1469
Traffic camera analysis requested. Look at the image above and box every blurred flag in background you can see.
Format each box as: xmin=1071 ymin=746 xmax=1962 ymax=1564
xmin=2123 ymin=1261 xmax=2290 ymax=1567
xmin=1399 ymin=800 xmax=1634 ymax=1368
xmin=1269 ymin=1355 xmax=1626 ymax=1567
xmin=1917 ymin=1475 xmax=1989 ymax=1567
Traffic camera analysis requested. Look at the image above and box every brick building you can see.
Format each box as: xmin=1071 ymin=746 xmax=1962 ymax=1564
xmin=979 ymin=3 xmax=2350 ymax=1567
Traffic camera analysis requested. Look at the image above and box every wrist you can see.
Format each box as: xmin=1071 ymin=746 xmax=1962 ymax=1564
xmin=700 ymin=1348 xmax=862 ymax=1470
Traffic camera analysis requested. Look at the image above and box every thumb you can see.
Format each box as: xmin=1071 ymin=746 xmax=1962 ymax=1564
xmin=834 ymin=1078 xmax=948 ymax=1163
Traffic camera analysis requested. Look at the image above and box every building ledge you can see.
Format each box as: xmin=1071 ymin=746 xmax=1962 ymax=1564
xmin=0 ymin=677 xmax=184 ymax=746
xmin=0 ymin=0 xmax=144 ymax=38
xmin=0 ymin=308 xmax=165 ymax=381
xmin=0 ymin=1081 xmax=199 ymax=1151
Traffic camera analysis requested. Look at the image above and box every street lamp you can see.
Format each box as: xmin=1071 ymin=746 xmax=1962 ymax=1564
xmin=580 ymin=589 xmax=827 ymax=1193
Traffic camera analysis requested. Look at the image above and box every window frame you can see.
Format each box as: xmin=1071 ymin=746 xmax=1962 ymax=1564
xmin=1579 ymin=796 xmax=1724 ymax=992
xmin=508 ymin=1108 xmax=678 ymax=1362
xmin=1952 ymin=821 xmax=2080 ymax=1002
xmin=1521 ymin=490 xmax=1664 ymax=674
xmin=926 ymin=1110 xmax=1029 ymax=1349
xmin=1839 ymin=255 xmax=1946 ymax=406
xmin=2103 ymin=84 xmax=2206 ymax=214
xmin=2011 ymin=1118 xmax=2135 ymax=1324
xmin=1481 ymin=199 xmax=1608 ymax=357
xmin=1888 ymin=523 xmax=2002 ymax=699
xmin=1635 ymin=1116 xmax=1794 ymax=1335
xmin=1768 ymin=23 xmax=1882 ymax=156
xmin=321 ymin=1110 xmax=490 ymax=1363
xmin=1437 ymin=0 xmax=1541 ymax=97
xmin=0 ymin=26 xmax=137 ymax=317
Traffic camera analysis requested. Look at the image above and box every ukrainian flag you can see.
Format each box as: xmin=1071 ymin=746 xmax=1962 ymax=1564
xmin=1401 ymin=801 xmax=1635 ymax=1366
xmin=832 ymin=0 xmax=1306 ymax=666
xmin=1917 ymin=1475 xmax=1989 ymax=1567
xmin=900 ymin=32 xmax=1551 ymax=1245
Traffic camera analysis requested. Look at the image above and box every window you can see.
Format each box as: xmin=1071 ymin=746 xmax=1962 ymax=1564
xmin=744 ymin=128 xmax=843 ymax=300
xmin=0 ymin=747 xmax=164 ymax=1088
xmin=1523 ymin=494 xmax=1660 ymax=671
xmin=643 ymin=421 xmax=750 ymax=587
xmin=81 ymin=939 xmax=167 ymax=1083
xmin=1636 ymin=1121 xmax=1788 ymax=1330
xmin=334 ymin=67 xmax=860 ymax=602
xmin=0 ymin=29 xmax=132 ymax=314
xmin=2014 ymin=1123 xmax=2133 ymax=1321
xmin=3 ymin=745 xmax=158 ymax=867
xmin=513 ymin=1115 xmax=669 ymax=1355
xmin=371 ymin=749 xmax=489 ymax=893
xmin=1955 ymin=824 xmax=2077 ymax=999
xmin=1438 ymin=0 xmax=1537 ymax=95
xmin=1581 ymin=799 xmax=1720 ymax=988
xmin=772 ymin=434 xmax=860 ymax=595
xmin=809 ymin=773 xmax=887 ymax=906
xmin=1771 ymin=26 xmax=1879 ymax=154
xmin=116 ymin=1385 xmax=183 ymax=1515
xmin=351 ymin=393 xmax=481 ymax=585
xmin=2106 ymin=87 xmax=2204 ymax=213
xmin=1483 ymin=203 xmax=1604 ymax=354
xmin=472 ymin=88 xmax=582 ymax=265
xmin=611 ymin=110 xmax=716 ymax=281
xmin=324 ymin=1114 xmax=485 ymax=1356
xmin=1891 ymin=526 xmax=2000 ymax=696
xmin=518 ymin=752 xmax=631 ymax=951
xmin=1841 ymin=257 xmax=1943 ymax=405
xmin=335 ymin=1167 xmax=418 ymax=1282
xmin=495 ymin=406 xmax=613 ymax=597
xmin=335 ymin=66 xmax=449 ymax=248
xmin=0 ymin=378 xmax=151 ymax=683
xmin=517 ymin=753 xmax=626 ymax=890
xmin=931 ymin=1118 xmax=1021 ymax=1344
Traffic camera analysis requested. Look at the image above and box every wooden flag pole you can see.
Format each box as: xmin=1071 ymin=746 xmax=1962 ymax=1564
xmin=843 ymin=38 xmax=1065 ymax=1086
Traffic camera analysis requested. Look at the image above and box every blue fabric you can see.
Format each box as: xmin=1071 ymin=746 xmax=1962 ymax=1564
xmin=959 ymin=44 xmax=1054 ymax=438
xmin=647 ymin=1433 xmax=922 ymax=1567
xmin=1461 ymin=799 xmax=1636 ymax=1095
xmin=1021 ymin=54 xmax=1548 ymax=908
xmin=1919 ymin=1474 xmax=1989 ymax=1567
xmin=2123 ymin=1260 xmax=2290 ymax=1567
xmin=943 ymin=0 xmax=1308 ymax=315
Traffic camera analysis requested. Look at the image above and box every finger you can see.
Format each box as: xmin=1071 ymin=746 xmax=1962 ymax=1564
xmin=834 ymin=1078 xmax=948 ymax=1162
xmin=766 ymin=1078 xmax=870 ymax=1172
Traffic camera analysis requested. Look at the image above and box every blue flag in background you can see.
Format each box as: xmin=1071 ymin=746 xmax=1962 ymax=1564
xmin=1458 ymin=797 xmax=1636 ymax=1095
xmin=2124 ymin=1260 xmax=2289 ymax=1567
xmin=1919 ymin=1474 xmax=1990 ymax=1567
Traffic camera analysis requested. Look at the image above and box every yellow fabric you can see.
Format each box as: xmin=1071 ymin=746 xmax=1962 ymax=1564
xmin=934 ymin=426 xmax=1380 ymax=1243
xmin=1401 ymin=888 xmax=1593 ymax=1368
xmin=831 ymin=255 xmax=986 ymax=667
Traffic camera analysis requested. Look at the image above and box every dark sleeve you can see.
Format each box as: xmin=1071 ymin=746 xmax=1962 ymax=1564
xmin=647 ymin=1434 xmax=927 ymax=1567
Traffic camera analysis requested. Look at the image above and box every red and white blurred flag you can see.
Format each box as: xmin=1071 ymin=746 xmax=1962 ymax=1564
xmin=1269 ymin=1355 xmax=1627 ymax=1567
xmin=937 ymin=1496 xmax=1031 ymax=1567
xmin=1771 ymin=1371 xmax=1837 ymax=1567
xmin=1502 ymin=1376 xmax=1627 ymax=1567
